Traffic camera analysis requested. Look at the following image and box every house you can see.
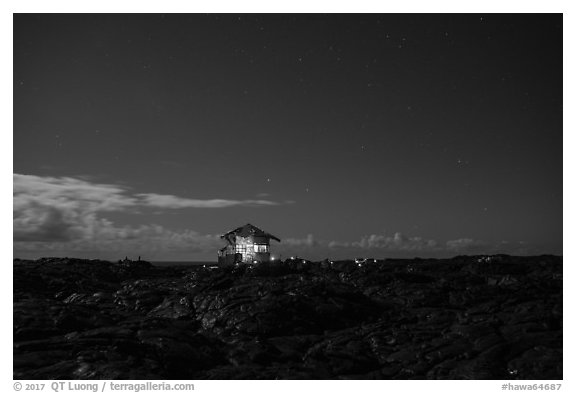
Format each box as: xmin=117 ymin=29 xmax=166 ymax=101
xmin=217 ymin=223 xmax=281 ymax=266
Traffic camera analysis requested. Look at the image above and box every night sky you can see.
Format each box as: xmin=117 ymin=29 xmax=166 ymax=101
xmin=13 ymin=14 xmax=563 ymax=261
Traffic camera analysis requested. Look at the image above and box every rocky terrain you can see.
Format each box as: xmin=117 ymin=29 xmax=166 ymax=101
xmin=13 ymin=255 xmax=562 ymax=379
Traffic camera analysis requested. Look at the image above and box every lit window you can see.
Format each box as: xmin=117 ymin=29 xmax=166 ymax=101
xmin=254 ymin=244 xmax=269 ymax=253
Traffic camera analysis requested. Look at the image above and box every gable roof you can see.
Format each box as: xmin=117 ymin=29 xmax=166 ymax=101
xmin=221 ymin=223 xmax=281 ymax=242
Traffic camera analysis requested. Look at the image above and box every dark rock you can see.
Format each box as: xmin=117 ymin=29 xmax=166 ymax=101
xmin=13 ymin=256 xmax=562 ymax=379
xmin=147 ymin=296 xmax=195 ymax=319
xmin=193 ymin=277 xmax=379 ymax=337
xmin=507 ymin=346 xmax=562 ymax=380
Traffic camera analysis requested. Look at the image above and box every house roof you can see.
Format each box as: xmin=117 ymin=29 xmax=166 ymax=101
xmin=221 ymin=223 xmax=281 ymax=242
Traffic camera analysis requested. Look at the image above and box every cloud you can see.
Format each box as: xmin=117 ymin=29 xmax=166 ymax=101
xmin=445 ymin=238 xmax=486 ymax=252
xmin=13 ymin=174 xmax=535 ymax=259
xmin=358 ymin=233 xmax=438 ymax=251
xmin=14 ymin=174 xmax=136 ymax=213
xmin=14 ymin=223 xmax=223 ymax=259
xmin=13 ymin=204 xmax=75 ymax=242
xmin=326 ymin=232 xmax=530 ymax=256
xmin=13 ymin=173 xmax=283 ymax=245
xmin=14 ymin=175 xmax=128 ymax=242
xmin=137 ymin=193 xmax=279 ymax=209
xmin=283 ymin=234 xmax=318 ymax=247
xmin=328 ymin=232 xmax=438 ymax=251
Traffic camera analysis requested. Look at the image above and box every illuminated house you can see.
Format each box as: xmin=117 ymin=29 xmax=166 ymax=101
xmin=218 ymin=223 xmax=281 ymax=266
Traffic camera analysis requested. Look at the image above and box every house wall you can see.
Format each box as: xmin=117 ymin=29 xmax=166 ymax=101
xmin=253 ymin=252 xmax=271 ymax=263
xmin=233 ymin=236 xmax=271 ymax=263
xmin=218 ymin=253 xmax=242 ymax=266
